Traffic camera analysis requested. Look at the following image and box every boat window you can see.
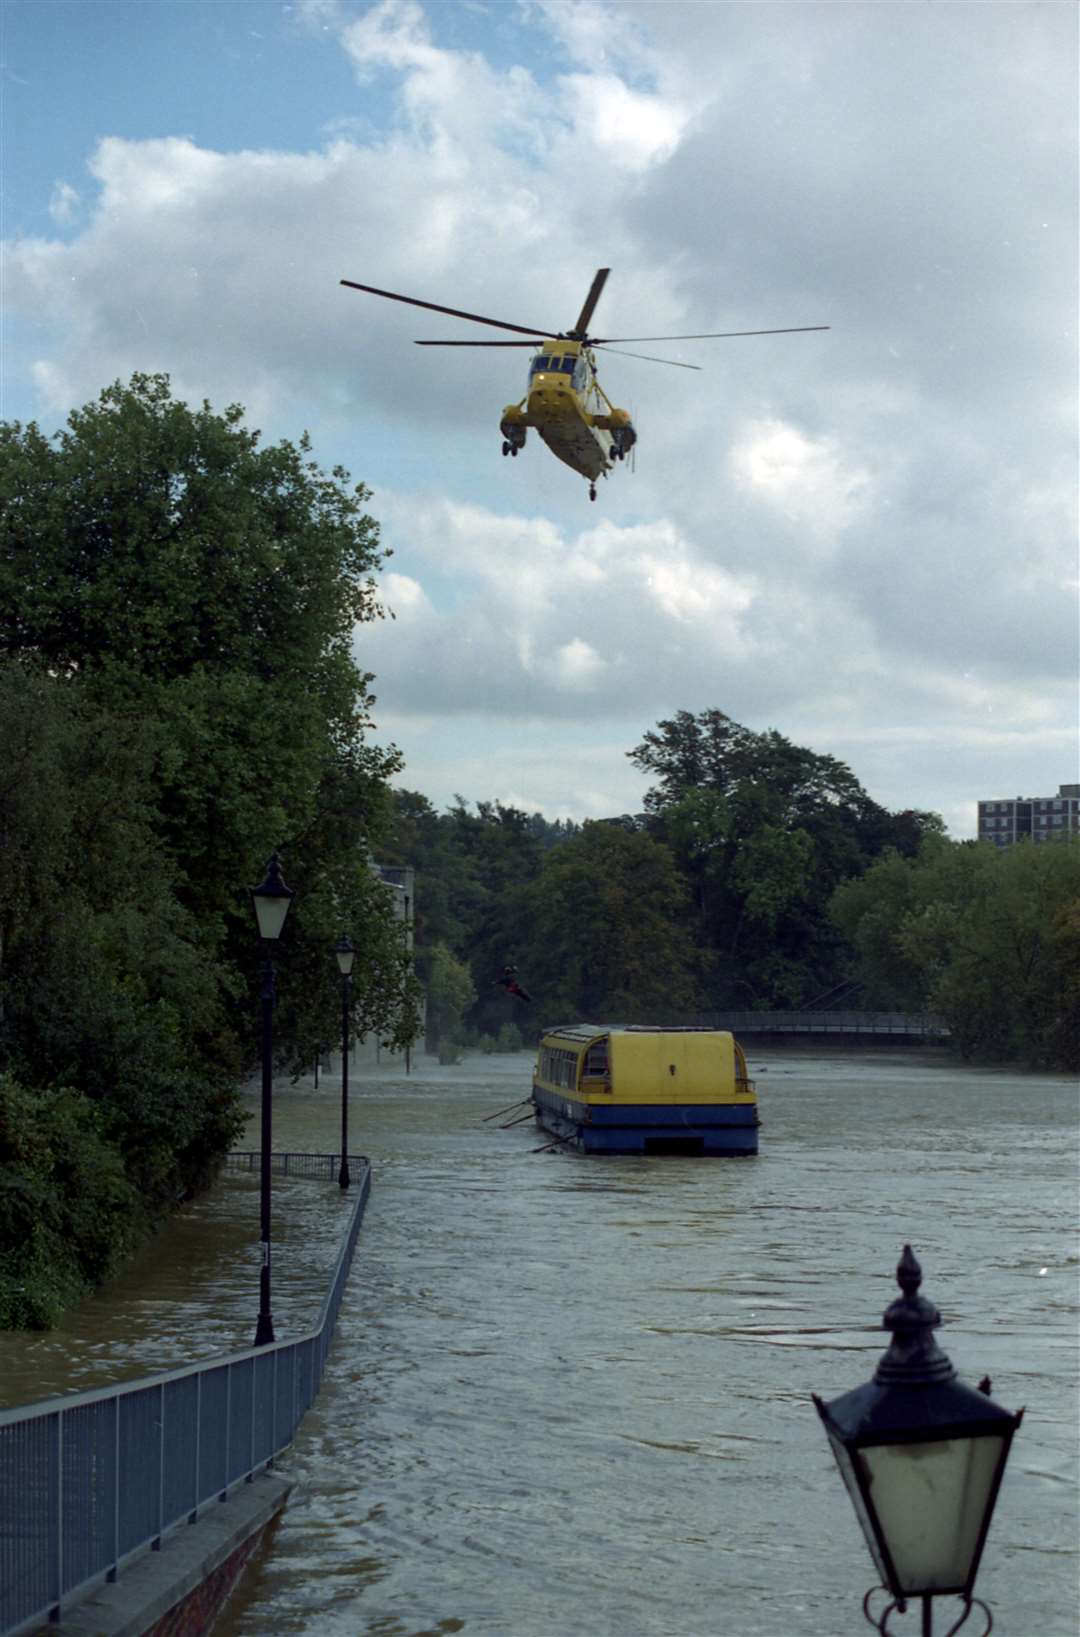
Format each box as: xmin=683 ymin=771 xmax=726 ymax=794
xmin=539 ymin=1043 xmax=580 ymax=1090
xmin=584 ymin=1041 xmax=609 ymax=1077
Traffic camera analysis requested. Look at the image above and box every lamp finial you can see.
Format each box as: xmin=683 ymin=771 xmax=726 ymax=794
xmin=876 ymin=1244 xmax=955 ymax=1386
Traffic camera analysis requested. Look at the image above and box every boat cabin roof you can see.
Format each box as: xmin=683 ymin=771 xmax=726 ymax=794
xmin=541 ymin=1024 xmax=733 ymax=1046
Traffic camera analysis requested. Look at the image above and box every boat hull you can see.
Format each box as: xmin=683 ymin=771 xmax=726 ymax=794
xmin=532 ymin=1085 xmax=758 ymax=1156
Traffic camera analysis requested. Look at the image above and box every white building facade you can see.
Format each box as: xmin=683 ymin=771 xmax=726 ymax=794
xmin=977 ymin=784 xmax=1080 ymax=847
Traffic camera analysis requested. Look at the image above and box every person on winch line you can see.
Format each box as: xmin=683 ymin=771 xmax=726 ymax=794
xmin=494 ymin=964 xmax=532 ymax=1003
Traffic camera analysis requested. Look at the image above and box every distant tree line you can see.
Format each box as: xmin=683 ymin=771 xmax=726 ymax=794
xmin=0 ymin=375 xmax=419 ymax=1326
xmin=383 ymin=710 xmax=1079 ymax=1073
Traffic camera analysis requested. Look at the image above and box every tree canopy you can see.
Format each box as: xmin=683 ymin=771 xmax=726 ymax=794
xmin=627 ymin=709 xmax=943 ymax=1007
xmin=0 ymin=375 xmax=417 ymax=1324
xmin=382 ymin=710 xmax=947 ymax=1036
xmin=832 ymin=835 xmax=1080 ymax=1066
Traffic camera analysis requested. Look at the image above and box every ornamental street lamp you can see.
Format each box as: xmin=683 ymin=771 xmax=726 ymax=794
xmin=335 ymin=934 xmax=355 ymax=1189
xmin=813 ymin=1245 xmax=1023 ymax=1637
xmin=250 ymin=852 xmax=294 ymax=1347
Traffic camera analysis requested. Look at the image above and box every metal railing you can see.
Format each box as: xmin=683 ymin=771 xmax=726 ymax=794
xmin=0 ymin=1154 xmax=370 ymax=1637
xmin=691 ymin=1011 xmax=951 ymax=1038
xmin=710 ymin=1008 xmax=955 ymax=1034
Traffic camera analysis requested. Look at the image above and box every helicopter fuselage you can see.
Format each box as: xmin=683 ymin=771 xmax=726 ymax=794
xmin=500 ymin=341 xmax=635 ymax=486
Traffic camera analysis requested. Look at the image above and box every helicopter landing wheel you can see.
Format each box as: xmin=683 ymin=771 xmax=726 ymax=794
xmin=510 ymin=444 xmax=519 ymax=457
xmin=589 ymin=484 xmax=597 ymax=502
xmin=502 ymin=441 xmax=511 ymax=456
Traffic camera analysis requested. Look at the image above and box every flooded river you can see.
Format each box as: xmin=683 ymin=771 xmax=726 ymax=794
xmin=3 ymin=1047 xmax=1077 ymax=1636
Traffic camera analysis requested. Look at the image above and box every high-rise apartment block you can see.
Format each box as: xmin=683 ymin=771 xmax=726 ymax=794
xmin=977 ymin=784 xmax=1080 ymax=847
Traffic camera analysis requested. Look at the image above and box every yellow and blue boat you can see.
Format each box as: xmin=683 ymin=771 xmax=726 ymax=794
xmin=531 ymin=1025 xmax=759 ymax=1156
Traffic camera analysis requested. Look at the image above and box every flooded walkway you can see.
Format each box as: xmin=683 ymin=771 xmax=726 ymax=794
xmin=3 ymin=1049 xmax=1077 ymax=1635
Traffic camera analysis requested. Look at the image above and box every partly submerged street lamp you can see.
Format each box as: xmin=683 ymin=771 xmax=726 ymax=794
xmin=335 ymin=934 xmax=355 ymax=1190
xmin=250 ymin=852 xmax=294 ymax=1347
xmin=813 ymin=1246 xmax=1023 ymax=1636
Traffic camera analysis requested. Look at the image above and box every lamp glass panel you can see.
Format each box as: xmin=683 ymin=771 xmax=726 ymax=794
xmin=336 ymin=948 xmax=355 ymax=976
xmin=253 ymin=894 xmax=291 ymax=942
xmin=859 ymin=1433 xmax=1007 ymax=1594
xmin=824 ymin=1426 xmax=891 ymax=1586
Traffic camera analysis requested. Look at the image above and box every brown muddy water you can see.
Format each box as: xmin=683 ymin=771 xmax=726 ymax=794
xmin=2 ymin=1047 xmax=1077 ymax=1636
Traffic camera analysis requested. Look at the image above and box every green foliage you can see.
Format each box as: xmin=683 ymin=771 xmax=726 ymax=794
xmin=0 ymin=1075 xmax=140 ymax=1328
xmin=832 ymin=836 xmax=1080 ymax=1066
xmin=830 ymin=848 xmax=930 ymax=1009
xmin=628 ymin=708 xmax=943 ymax=1007
xmin=1049 ymin=899 xmax=1080 ymax=1070
xmin=512 ymin=821 xmax=701 ymax=1020
xmin=426 ymin=942 xmax=477 ymax=1057
xmin=381 ymin=790 xmax=566 ymax=1034
xmin=495 ymin=1022 xmax=525 ymax=1052
xmin=0 ymin=375 xmax=418 ymax=1325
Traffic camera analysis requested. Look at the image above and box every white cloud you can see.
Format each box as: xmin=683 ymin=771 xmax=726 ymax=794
xmin=729 ymin=418 xmax=873 ymax=543
xmin=558 ymin=73 xmax=690 ymax=172
xmin=48 ymin=182 xmax=80 ymax=225
xmin=382 ymin=570 xmax=433 ymax=615
xmin=357 ymin=493 xmax=766 ymax=719
xmin=554 ymin=637 xmax=607 ymax=688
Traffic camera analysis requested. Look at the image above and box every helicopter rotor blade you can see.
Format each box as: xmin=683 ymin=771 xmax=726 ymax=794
xmin=414 ymin=339 xmax=545 ymax=348
xmin=340 ymin=279 xmax=553 ymax=339
xmin=593 ymin=346 xmax=702 ymax=371
xmin=572 ymin=268 xmax=611 ymax=338
xmin=591 ymin=325 xmax=830 ymax=343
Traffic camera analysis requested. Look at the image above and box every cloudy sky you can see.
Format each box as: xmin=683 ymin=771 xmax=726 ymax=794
xmin=5 ymin=0 xmax=1077 ymax=834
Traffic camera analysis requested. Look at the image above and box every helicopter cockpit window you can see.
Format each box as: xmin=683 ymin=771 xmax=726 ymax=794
xmin=531 ymin=355 xmax=552 ymax=374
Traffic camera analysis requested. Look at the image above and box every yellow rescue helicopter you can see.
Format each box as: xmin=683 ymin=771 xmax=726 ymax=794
xmin=340 ymin=268 xmax=827 ymax=501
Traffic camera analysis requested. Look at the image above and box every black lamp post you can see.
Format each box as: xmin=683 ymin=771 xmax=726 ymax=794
xmin=400 ymin=891 xmax=412 ymax=1075
xmin=813 ymin=1246 xmax=1023 ymax=1636
xmin=335 ymin=934 xmax=355 ymax=1189
xmin=250 ymin=852 xmax=294 ymax=1347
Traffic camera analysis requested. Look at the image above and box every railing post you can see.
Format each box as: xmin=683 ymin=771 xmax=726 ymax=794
xmin=221 ymin=1365 xmax=230 ymax=1501
xmin=108 ymin=1399 xmax=119 ymax=1581
xmin=53 ymin=1410 xmax=63 ymax=1618
xmin=190 ymin=1371 xmax=201 ymax=1523
xmin=248 ymin=1359 xmax=256 ymax=1482
xmin=154 ymin=1383 xmax=164 ymax=1548
xmin=270 ymin=1345 xmax=278 ymax=1467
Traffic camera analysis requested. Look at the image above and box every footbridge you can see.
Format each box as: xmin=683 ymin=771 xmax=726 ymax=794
xmin=696 ymin=1010 xmax=950 ymax=1041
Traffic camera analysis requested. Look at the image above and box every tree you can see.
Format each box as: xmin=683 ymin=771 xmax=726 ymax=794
xmin=426 ymin=943 xmax=477 ymax=1062
xmin=0 ymin=374 xmax=410 ymax=1074
xmin=1049 ymin=898 xmax=1080 ymax=1071
xmin=832 ymin=836 xmax=1080 ymax=1066
xmin=513 ymin=822 xmax=702 ymax=1021
xmin=0 ymin=662 xmax=240 ymax=1324
xmin=628 ymin=708 xmax=943 ymax=1006
xmin=830 ymin=847 xmax=931 ymax=1009
xmin=0 ymin=376 xmax=415 ymax=1321
xmin=381 ymin=792 xmax=571 ymax=1042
